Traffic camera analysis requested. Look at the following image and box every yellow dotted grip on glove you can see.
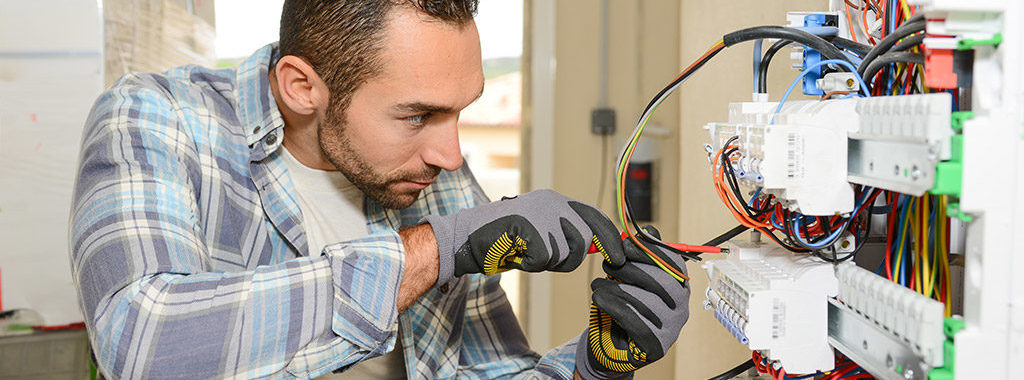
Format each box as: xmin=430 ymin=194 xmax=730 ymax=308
xmin=587 ymin=305 xmax=645 ymax=373
xmin=482 ymin=232 xmax=527 ymax=275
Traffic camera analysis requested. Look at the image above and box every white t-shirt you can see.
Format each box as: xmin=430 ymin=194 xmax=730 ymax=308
xmin=280 ymin=147 xmax=407 ymax=379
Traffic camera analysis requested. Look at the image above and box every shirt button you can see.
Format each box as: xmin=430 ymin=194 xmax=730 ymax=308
xmin=265 ymin=133 xmax=277 ymax=146
xmin=439 ymin=283 xmax=450 ymax=293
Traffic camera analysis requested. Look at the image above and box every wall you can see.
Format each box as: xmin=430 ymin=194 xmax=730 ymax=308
xmin=674 ymin=0 xmax=825 ymax=379
xmin=524 ymin=0 xmax=683 ymax=378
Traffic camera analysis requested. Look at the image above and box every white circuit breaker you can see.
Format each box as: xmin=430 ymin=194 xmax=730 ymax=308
xmin=705 ymin=93 xmax=952 ymax=216
xmin=702 ymin=237 xmax=839 ymax=373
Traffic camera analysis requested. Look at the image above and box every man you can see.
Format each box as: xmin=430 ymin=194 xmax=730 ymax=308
xmin=70 ymin=1 xmax=689 ymax=378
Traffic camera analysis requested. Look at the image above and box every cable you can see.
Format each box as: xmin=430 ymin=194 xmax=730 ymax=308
xmin=708 ymin=359 xmax=755 ymax=380
xmin=758 ymin=40 xmax=793 ymax=93
xmin=772 ymin=59 xmax=871 ymax=124
xmin=857 ymin=14 xmax=925 ymax=75
xmin=828 ymin=36 xmax=871 ymax=56
xmin=891 ymin=32 xmax=925 ymax=52
xmin=615 ymin=40 xmax=727 ymax=282
xmin=722 ymin=26 xmax=852 ymax=64
xmin=753 ymin=39 xmax=764 ymax=92
xmin=704 ymin=225 xmax=750 ymax=247
xmin=861 ymin=51 xmax=924 ymax=84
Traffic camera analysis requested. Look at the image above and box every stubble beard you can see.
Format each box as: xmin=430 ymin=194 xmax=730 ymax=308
xmin=318 ymin=103 xmax=441 ymax=210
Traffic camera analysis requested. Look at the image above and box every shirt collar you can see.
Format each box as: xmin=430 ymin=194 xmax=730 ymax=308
xmin=236 ymin=43 xmax=286 ymax=161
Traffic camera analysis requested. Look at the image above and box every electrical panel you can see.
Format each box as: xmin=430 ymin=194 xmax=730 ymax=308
xmin=686 ymin=0 xmax=1022 ymax=379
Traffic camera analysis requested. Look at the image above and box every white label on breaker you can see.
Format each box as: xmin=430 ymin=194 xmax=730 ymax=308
xmin=786 ymin=133 xmax=804 ymax=180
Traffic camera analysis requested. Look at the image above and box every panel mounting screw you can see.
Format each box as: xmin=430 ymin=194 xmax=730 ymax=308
xmin=911 ymin=166 xmax=921 ymax=180
xmin=904 ymin=369 xmax=915 ymax=379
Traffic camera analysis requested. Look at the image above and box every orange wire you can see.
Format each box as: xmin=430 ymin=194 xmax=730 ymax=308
xmin=861 ymin=1 xmax=877 ymax=44
xmin=616 ymin=41 xmax=727 ymax=282
xmin=844 ymin=1 xmax=859 ymax=43
xmin=711 ymin=143 xmax=772 ymax=229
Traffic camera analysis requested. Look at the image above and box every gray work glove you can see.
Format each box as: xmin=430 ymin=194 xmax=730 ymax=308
xmin=422 ymin=189 xmax=626 ymax=285
xmin=575 ymin=226 xmax=690 ymax=379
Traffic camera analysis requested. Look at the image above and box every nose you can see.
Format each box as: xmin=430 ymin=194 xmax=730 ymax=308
xmin=421 ymin=121 xmax=464 ymax=171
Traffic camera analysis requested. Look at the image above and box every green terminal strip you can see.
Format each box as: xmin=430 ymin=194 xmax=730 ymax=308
xmin=932 ymin=112 xmax=970 ymax=201
xmin=929 ymin=317 xmax=966 ymax=380
xmin=957 ymin=33 xmax=1002 ymax=50
xmin=932 ymin=112 xmax=973 ymax=221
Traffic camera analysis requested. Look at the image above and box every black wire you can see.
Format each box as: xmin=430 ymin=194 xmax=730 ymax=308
xmin=723 ymin=26 xmax=852 ymax=64
xmin=828 ymin=36 xmax=872 ymax=56
xmin=891 ymin=32 xmax=926 ymax=52
xmin=721 ymin=150 xmax=773 ymax=217
xmin=857 ymin=14 xmax=926 ymax=75
xmin=847 ymin=200 xmax=875 ymax=259
xmin=708 ymin=359 xmax=755 ymax=380
xmin=758 ymin=40 xmax=793 ymax=93
xmin=704 ymin=225 xmax=750 ymax=247
xmin=862 ymin=52 xmax=924 ymax=85
xmin=717 ymin=137 xmax=774 ymax=219
xmin=622 ymin=45 xmax=726 ymax=264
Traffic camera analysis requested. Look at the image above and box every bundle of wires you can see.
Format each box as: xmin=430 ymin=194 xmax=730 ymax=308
xmin=746 ymin=350 xmax=872 ymax=380
xmin=709 ymin=131 xmax=883 ymax=258
xmin=878 ymin=193 xmax=954 ymax=316
xmin=614 ymin=40 xmax=728 ymax=283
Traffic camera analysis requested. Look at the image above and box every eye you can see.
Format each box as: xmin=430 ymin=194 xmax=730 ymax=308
xmin=407 ymin=113 xmax=430 ymax=127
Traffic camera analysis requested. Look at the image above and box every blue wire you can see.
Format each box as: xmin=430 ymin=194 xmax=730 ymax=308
xmin=791 ymin=188 xmax=873 ymax=249
xmin=753 ymin=39 xmax=763 ymax=92
xmin=897 ymin=195 xmax=912 ymax=287
xmin=748 ymin=187 xmax=763 ymax=207
xmin=771 ymin=59 xmax=871 ymax=124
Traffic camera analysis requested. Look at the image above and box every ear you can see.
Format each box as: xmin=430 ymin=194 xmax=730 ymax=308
xmin=273 ymin=55 xmax=329 ymax=116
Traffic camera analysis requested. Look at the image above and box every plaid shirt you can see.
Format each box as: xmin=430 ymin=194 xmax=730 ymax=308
xmin=70 ymin=44 xmax=577 ymax=379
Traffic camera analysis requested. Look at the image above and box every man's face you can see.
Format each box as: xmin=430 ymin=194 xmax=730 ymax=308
xmin=319 ymin=7 xmax=484 ymax=209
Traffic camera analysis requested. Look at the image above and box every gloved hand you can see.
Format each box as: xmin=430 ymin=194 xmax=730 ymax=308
xmin=423 ymin=189 xmax=626 ymax=285
xmin=575 ymin=226 xmax=691 ymax=379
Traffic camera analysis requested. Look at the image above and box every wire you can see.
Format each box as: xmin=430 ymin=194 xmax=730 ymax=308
xmin=758 ymin=40 xmax=793 ymax=93
xmin=704 ymin=225 xmax=751 ymax=247
xmin=615 ymin=40 xmax=727 ymax=283
xmin=858 ymin=14 xmax=925 ymax=75
xmin=753 ymin=39 xmax=764 ymax=92
xmin=891 ymin=32 xmax=925 ymax=52
xmin=707 ymin=359 xmax=755 ymax=380
xmin=722 ymin=26 xmax=852 ymax=64
xmin=862 ymin=51 xmax=924 ymax=84
xmin=844 ymin=0 xmax=860 ymax=43
xmin=772 ymin=59 xmax=871 ymax=124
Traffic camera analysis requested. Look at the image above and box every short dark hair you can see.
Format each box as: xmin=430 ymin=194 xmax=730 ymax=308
xmin=279 ymin=0 xmax=478 ymax=111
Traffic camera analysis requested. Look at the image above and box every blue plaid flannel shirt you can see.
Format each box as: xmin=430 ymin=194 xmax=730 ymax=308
xmin=70 ymin=44 xmax=578 ymax=379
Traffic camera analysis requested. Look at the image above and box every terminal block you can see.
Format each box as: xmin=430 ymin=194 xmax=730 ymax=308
xmin=705 ymin=93 xmax=953 ymax=216
xmin=829 ymin=263 xmax=945 ymax=380
xmin=702 ymin=239 xmax=838 ymax=373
